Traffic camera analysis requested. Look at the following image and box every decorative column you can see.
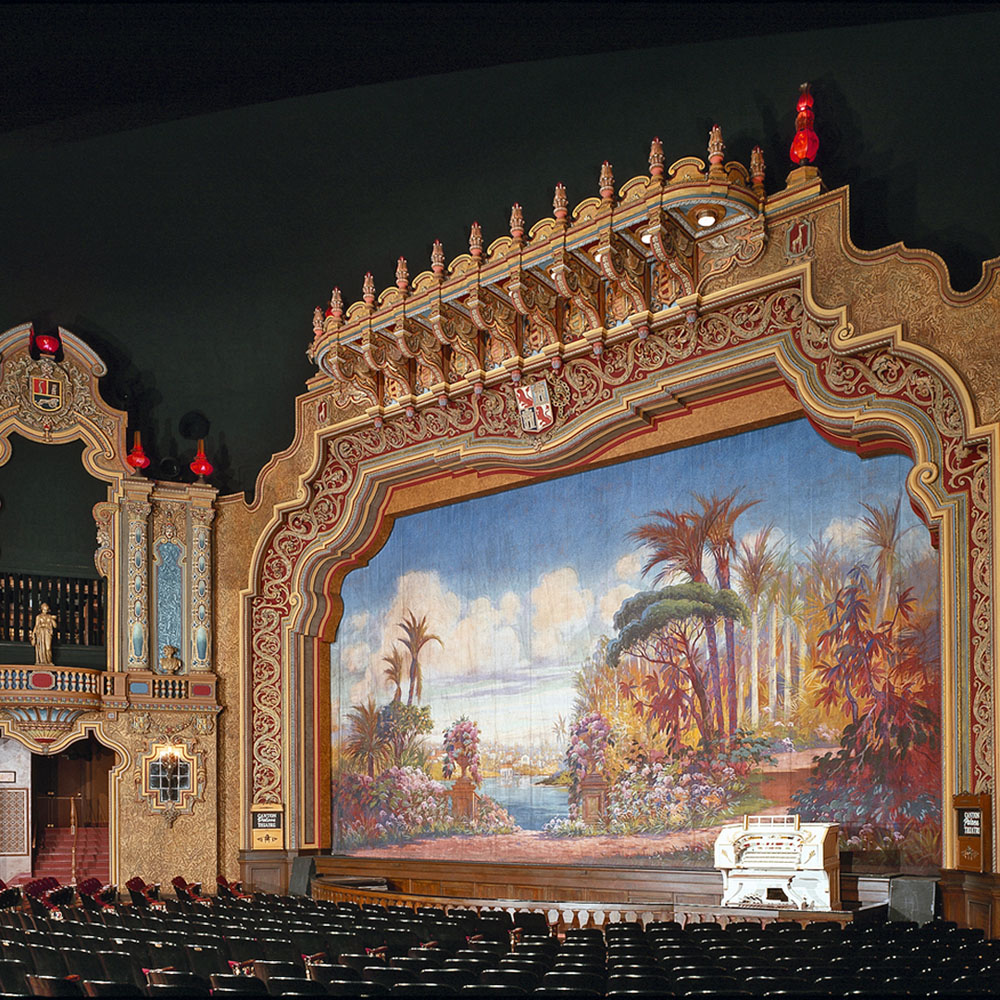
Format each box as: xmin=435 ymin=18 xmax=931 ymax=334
xmin=121 ymin=480 xmax=153 ymax=670
xmin=188 ymin=487 xmax=215 ymax=672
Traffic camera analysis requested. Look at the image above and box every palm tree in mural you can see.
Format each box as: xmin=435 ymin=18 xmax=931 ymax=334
xmin=398 ymin=611 xmax=442 ymax=706
xmin=696 ymin=490 xmax=759 ymax=735
xmin=344 ymin=697 xmax=390 ymax=777
xmin=628 ymin=509 xmax=725 ymax=734
xmin=799 ymin=536 xmax=848 ymax=709
xmin=860 ymin=496 xmax=910 ymax=621
xmin=763 ymin=551 xmax=790 ymax=724
xmin=771 ymin=552 xmax=807 ymax=723
xmin=734 ymin=524 xmax=778 ymax=728
xmin=552 ymin=713 xmax=568 ymax=744
xmin=383 ymin=646 xmax=406 ymax=703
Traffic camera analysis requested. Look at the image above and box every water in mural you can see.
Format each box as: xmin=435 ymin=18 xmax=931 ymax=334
xmin=330 ymin=419 xmax=941 ymax=872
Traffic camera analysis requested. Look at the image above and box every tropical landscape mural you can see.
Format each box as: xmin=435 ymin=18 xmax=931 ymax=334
xmin=330 ymin=418 xmax=941 ymax=872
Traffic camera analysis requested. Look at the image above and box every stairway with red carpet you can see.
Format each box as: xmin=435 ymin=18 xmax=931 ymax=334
xmin=32 ymin=826 xmax=109 ymax=884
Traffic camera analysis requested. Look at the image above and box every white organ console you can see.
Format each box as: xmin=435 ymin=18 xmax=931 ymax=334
xmin=714 ymin=814 xmax=841 ymax=910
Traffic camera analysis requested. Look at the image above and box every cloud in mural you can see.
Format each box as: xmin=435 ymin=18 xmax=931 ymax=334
xmin=530 ymin=566 xmax=594 ymax=662
xmin=822 ymin=515 xmax=866 ymax=555
xmin=357 ymin=570 xmax=528 ymax=685
xmin=600 ymin=583 xmax=638 ymax=627
xmin=615 ymin=551 xmax=643 ymax=583
xmin=346 ymin=610 xmax=370 ymax=633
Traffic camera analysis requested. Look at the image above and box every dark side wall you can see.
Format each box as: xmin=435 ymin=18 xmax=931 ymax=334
xmin=0 ymin=11 xmax=998 ymax=573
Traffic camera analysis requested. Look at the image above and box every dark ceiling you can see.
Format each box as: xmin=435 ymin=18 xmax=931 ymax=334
xmin=0 ymin=2 xmax=986 ymax=148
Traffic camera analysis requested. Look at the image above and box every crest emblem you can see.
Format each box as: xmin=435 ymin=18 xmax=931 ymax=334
xmin=785 ymin=218 xmax=814 ymax=261
xmin=30 ymin=376 xmax=63 ymax=412
xmin=514 ymin=381 xmax=554 ymax=434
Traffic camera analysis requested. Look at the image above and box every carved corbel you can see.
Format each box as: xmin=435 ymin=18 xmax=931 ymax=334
xmin=504 ymin=266 xmax=559 ymax=356
xmin=644 ymin=209 xmax=695 ymax=306
xmin=429 ymin=300 xmax=482 ymax=382
xmin=392 ymin=315 xmax=445 ymax=393
xmin=328 ymin=341 xmax=379 ymax=408
xmin=361 ymin=325 xmax=414 ymax=404
xmin=466 ymin=283 xmax=519 ymax=370
xmin=596 ymin=230 xmax=648 ymax=325
xmin=697 ymin=217 xmax=767 ymax=291
xmin=549 ymin=246 xmax=602 ymax=339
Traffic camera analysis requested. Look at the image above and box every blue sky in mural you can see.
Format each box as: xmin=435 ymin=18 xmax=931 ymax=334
xmin=331 ymin=417 xmax=932 ymax=745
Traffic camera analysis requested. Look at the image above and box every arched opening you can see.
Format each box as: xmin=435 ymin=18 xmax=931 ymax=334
xmin=325 ymin=415 xmax=941 ymax=874
xmin=30 ymin=734 xmax=116 ymax=883
xmin=0 ymin=435 xmax=109 ymax=668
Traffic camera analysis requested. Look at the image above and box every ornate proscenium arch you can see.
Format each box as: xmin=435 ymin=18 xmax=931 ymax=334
xmin=241 ymin=139 xmax=1000 ymax=886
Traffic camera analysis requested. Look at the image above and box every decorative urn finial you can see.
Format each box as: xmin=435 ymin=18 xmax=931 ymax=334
xmin=789 ymin=83 xmax=819 ymax=165
xmin=431 ymin=239 xmax=446 ymax=276
xmin=599 ymin=160 xmax=615 ymax=201
xmin=750 ymin=146 xmax=766 ymax=198
xmin=329 ymin=287 xmax=344 ymax=324
xmin=707 ymin=124 xmax=725 ymax=178
xmin=312 ymin=306 xmax=324 ymax=339
xmin=395 ymin=256 xmax=410 ymax=292
xmin=648 ymin=137 xmax=664 ymax=178
xmin=553 ymin=183 xmax=568 ymax=221
xmin=470 ymin=221 xmax=483 ymax=259
xmin=509 ymin=203 xmax=525 ymax=241
xmin=362 ymin=272 xmax=376 ymax=306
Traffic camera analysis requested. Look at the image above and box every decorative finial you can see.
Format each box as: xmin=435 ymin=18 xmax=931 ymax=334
xmin=509 ymin=203 xmax=524 ymax=241
xmin=431 ymin=239 xmax=446 ymax=276
xmin=395 ymin=256 xmax=409 ymax=292
xmin=599 ymin=161 xmax=615 ymax=202
xmin=789 ymin=83 xmax=819 ymax=165
xmin=126 ymin=431 xmax=151 ymax=474
xmin=312 ymin=306 xmax=324 ymax=339
xmin=553 ymin=183 xmax=568 ymax=221
xmin=707 ymin=124 xmax=726 ymax=179
xmin=750 ymin=146 xmax=766 ymax=198
xmin=708 ymin=125 xmax=725 ymax=164
xmin=470 ymin=221 xmax=483 ymax=259
xmin=363 ymin=272 xmax=376 ymax=306
xmin=190 ymin=439 xmax=214 ymax=483
xmin=648 ymin=137 xmax=664 ymax=178
xmin=330 ymin=287 xmax=344 ymax=323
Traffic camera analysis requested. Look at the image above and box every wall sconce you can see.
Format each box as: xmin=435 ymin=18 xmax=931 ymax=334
xmin=136 ymin=739 xmax=205 ymax=827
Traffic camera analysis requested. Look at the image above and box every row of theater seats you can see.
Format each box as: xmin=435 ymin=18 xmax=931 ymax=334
xmin=0 ymin=885 xmax=997 ymax=997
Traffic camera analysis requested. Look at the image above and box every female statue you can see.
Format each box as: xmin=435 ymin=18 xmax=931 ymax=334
xmin=30 ymin=603 xmax=56 ymax=665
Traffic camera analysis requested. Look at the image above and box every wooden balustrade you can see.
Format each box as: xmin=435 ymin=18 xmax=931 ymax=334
xmin=0 ymin=572 xmax=105 ymax=646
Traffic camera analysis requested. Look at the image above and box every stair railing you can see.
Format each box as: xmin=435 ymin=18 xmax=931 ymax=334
xmin=35 ymin=794 xmax=84 ymax=884
xmin=69 ymin=795 xmax=77 ymax=885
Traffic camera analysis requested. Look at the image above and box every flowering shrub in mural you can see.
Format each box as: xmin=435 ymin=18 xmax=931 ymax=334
xmin=545 ymin=729 xmax=774 ymax=836
xmin=442 ymin=716 xmax=482 ymax=783
xmin=333 ymin=764 xmax=518 ymax=846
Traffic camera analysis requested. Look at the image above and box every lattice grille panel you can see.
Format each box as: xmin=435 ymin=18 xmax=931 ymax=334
xmin=0 ymin=788 xmax=27 ymax=855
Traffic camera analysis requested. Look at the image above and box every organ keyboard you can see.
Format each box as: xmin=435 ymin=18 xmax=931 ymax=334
xmin=714 ymin=814 xmax=840 ymax=910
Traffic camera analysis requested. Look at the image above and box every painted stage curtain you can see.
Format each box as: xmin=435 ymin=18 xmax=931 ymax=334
xmin=330 ymin=418 xmax=941 ymax=873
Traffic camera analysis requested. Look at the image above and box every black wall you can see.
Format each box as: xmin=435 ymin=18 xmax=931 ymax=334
xmin=0 ymin=11 xmax=998 ymax=572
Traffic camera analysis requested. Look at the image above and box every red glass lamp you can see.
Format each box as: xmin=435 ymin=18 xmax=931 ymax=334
xmin=190 ymin=439 xmax=214 ymax=482
xmin=126 ymin=431 xmax=151 ymax=473
xmin=31 ymin=327 xmax=61 ymax=356
xmin=789 ymin=83 xmax=819 ymax=165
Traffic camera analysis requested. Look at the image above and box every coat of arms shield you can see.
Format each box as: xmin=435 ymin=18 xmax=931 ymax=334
xmin=30 ymin=376 xmax=63 ymax=412
xmin=514 ymin=381 xmax=554 ymax=433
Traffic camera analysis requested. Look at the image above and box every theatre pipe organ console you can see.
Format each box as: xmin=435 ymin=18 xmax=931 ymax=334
xmin=715 ymin=815 xmax=841 ymax=910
